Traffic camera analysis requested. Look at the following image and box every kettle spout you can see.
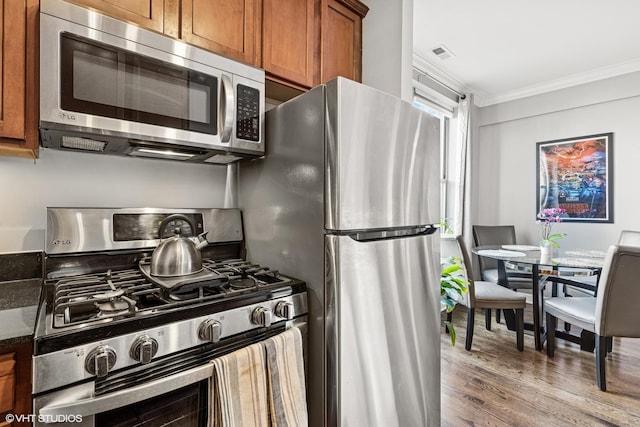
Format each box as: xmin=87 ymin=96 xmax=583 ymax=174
xmin=195 ymin=232 xmax=209 ymax=249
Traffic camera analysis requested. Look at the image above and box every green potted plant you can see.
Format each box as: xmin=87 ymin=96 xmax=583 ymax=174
xmin=441 ymin=256 xmax=469 ymax=345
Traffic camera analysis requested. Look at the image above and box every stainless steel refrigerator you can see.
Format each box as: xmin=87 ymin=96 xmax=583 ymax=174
xmin=239 ymin=77 xmax=441 ymax=427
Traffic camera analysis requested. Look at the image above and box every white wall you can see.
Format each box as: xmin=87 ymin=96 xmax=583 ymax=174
xmin=0 ymin=0 xmax=416 ymax=255
xmin=0 ymin=149 xmax=227 ymax=253
xmin=361 ymin=0 xmax=414 ymax=101
xmin=473 ymin=71 xmax=640 ymax=250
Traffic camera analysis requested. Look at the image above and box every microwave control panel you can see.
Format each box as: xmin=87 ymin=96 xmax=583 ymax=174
xmin=236 ymin=84 xmax=260 ymax=142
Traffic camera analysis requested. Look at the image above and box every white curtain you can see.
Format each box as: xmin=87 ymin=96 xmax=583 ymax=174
xmin=453 ymin=93 xmax=473 ymax=249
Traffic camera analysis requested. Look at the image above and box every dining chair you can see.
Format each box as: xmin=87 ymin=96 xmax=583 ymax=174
xmin=442 ymin=235 xmax=527 ymax=351
xmin=618 ymin=229 xmax=640 ymax=246
xmin=549 ymin=229 xmax=640 ymax=299
xmin=472 ymin=225 xmax=533 ymax=291
xmin=472 ymin=225 xmax=533 ymax=326
xmin=544 ymin=244 xmax=640 ymax=391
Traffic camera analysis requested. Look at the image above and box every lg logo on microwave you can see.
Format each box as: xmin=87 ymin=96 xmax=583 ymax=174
xmin=59 ymin=112 xmax=76 ymax=121
xmin=52 ymin=239 xmax=72 ymax=246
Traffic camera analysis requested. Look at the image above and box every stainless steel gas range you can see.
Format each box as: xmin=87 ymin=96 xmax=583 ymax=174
xmin=32 ymin=208 xmax=307 ymax=426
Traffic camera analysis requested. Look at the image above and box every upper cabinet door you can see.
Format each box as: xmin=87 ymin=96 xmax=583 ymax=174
xmin=67 ymin=0 xmax=164 ymax=33
xmin=0 ymin=0 xmax=26 ymax=140
xmin=0 ymin=0 xmax=39 ymax=159
xmin=321 ymin=0 xmax=368 ymax=83
xmin=181 ymin=0 xmax=262 ymax=67
xmin=263 ymin=0 xmax=316 ymax=89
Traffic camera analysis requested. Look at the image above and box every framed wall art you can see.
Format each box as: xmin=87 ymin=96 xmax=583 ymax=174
xmin=536 ymin=133 xmax=613 ymax=223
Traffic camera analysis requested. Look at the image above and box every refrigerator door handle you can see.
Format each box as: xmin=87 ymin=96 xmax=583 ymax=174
xmin=347 ymin=225 xmax=438 ymax=242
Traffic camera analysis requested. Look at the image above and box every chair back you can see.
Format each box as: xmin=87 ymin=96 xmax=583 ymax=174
xmin=441 ymin=236 xmax=475 ymax=308
xmin=472 ymin=225 xmax=517 ymax=271
xmin=595 ymin=245 xmax=640 ymax=338
xmin=618 ymin=230 xmax=640 ymax=246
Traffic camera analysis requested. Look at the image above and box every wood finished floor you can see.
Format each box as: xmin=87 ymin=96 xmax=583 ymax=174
xmin=441 ymin=306 xmax=640 ymax=426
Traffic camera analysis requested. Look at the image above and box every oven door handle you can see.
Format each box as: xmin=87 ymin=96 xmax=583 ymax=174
xmin=38 ymin=364 xmax=213 ymax=419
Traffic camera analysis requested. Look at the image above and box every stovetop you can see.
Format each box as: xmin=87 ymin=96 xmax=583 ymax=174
xmin=33 ymin=208 xmax=308 ymax=396
xmin=50 ymin=258 xmax=292 ymax=329
xmin=35 ymin=257 xmax=306 ymax=355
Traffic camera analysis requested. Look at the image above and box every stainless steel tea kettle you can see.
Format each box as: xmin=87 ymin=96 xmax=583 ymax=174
xmin=150 ymin=214 xmax=209 ymax=277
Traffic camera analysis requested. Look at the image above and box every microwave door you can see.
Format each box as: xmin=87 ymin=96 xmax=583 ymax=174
xmin=57 ymin=32 xmax=220 ymax=141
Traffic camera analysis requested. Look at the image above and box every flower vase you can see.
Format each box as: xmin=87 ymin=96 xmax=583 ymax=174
xmin=539 ymin=245 xmax=553 ymax=264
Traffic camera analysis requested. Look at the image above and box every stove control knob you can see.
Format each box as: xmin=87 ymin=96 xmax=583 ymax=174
xmin=199 ymin=319 xmax=223 ymax=343
xmin=251 ymin=307 xmax=272 ymax=327
xmin=85 ymin=345 xmax=117 ymax=378
xmin=275 ymin=301 xmax=294 ymax=320
xmin=130 ymin=335 xmax=159 ymax=364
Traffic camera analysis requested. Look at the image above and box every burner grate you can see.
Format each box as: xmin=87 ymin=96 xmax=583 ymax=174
xmin=49 ymin=258 xmax=291 ymax=329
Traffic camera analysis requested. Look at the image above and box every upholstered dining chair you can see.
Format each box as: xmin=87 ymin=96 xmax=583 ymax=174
xmin=618 ymin=229 xmax=640 ymax=246
xmin=550 ymin=229 xmax=640 ymax=299
xmin=472 ymin=225 xmax=533 ymax=291
xmin=544 ymin=244 xmax=640 ymax=391
xmin=442 ymin=235 xmax=527 ymax=351
xmin=472 ymin=225 xmax=533 ymax=327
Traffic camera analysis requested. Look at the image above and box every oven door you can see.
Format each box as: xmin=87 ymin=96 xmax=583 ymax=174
xmin=33 ymin=364 xmax=211 ymax=427
xmin=33 ymin=319 xmax=307 ymax=427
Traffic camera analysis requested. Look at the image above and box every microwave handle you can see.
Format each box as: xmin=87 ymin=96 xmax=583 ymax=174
xmin=220 ymin=74 xmax=234 ymax=143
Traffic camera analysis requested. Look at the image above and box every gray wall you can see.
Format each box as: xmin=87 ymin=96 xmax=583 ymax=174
xmin=473 ymin=71 xmax=640 ymax=250
xmin=0 ymin=149 xmax=227 ymax=253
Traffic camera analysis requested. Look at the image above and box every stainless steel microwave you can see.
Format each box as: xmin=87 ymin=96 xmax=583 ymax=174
xmin=39 ymin=0 xmax=265 ymax=164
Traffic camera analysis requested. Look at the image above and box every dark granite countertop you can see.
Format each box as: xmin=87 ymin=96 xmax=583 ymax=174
xmin=0 ymin=252 xmax=42 ymax=347
xmin=0 ymin=279 xmax=41 ymax=346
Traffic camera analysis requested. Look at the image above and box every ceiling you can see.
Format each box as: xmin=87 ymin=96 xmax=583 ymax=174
xmin=413 ymin=0 xmax=640 ymax=106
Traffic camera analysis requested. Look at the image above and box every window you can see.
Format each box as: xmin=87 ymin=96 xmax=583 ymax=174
xmin=412 ymin=100 xmax=451 ymax=233
xmin=413 ymin=95 xmax=463 ymax=237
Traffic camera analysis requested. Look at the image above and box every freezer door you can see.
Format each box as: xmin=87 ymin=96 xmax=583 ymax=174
xmin=325 ymin=78 xmax=440 ymax=231
xmin=325 ymin=233 xmax=441 ymax=427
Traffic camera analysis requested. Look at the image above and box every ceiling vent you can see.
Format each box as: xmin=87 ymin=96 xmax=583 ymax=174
xmin=431 ymin=45 xmax=455 ymax=60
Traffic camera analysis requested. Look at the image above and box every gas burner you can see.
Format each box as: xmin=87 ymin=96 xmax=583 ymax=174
xmin=229 ymin=277 xmax=258 ymax=290
xmin=95 ymin=296 xmax=137 ymax=314
xmin=202 ymin=259 xmax=289 ymax=286
xmin=167 ymin=280 xmax=229 ymax=301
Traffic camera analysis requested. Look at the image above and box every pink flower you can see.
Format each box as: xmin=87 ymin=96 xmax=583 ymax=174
xmin=537 ymin=208 xmax=567 ymax=247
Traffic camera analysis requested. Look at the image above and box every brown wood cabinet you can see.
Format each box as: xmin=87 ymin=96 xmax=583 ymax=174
xmin=66 ymin=0 xmax=164 ymax=32
xmin=0 ymin=344 xmax=32 ymax=427
xmin=263 ymin=0 xmax=367 ymax=93
xmin=321 ymin=0 xmax=368 ymax=84
xmin=37 ymin=0 xmax=367 ymax=105
xmin=263 ymin=0 xmax=317 ymax=89
xmin=68 ymin=0 xmax=263 ymax=67
xmin=181 ymin=0 xmax=262 ymax=66
xmin=0 ymin=353 xmax=17 ymax=418
xmin=0 ymin=0 xmax=39 ymax=159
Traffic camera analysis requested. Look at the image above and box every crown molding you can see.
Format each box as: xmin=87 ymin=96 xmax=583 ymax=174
xmin=412 ymin=53 xmax=471 ymax=96
xmin=476 ymin=58 xmax=640 ymax=107
xmin=413 ymin=52 xmax=640 ymax=108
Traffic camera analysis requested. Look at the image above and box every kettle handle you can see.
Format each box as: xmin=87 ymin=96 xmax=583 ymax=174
xmin=159 ymin=214 xmax=197 ymax=239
